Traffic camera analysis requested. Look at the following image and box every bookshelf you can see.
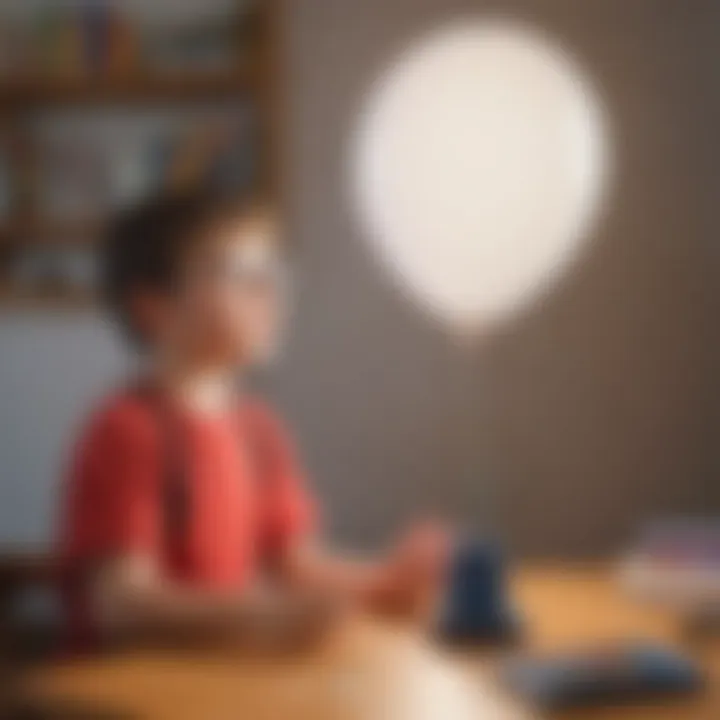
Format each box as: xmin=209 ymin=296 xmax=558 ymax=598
xmin=0 ymin=70 xmax=260 ymax=109
xmin=0 ymin=0 xmax=279 ymax=309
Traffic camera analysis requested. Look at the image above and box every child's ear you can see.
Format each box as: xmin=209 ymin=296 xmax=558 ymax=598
xmin=128 ymin=287 xmax=169 ymax=345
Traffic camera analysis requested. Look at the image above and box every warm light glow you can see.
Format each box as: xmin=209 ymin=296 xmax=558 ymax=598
xmin=350 ymin=19 xmax=610 ymax=333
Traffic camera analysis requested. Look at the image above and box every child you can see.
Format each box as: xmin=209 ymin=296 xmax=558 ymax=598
xmin=58 ymin=190 xmax=448 ymax=651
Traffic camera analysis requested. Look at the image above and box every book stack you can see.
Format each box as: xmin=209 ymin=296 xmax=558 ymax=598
xmin=0 ymin=1 xmax=255 ymax=81
xmin=620 ymin=519 xmax=720 ymax=615
xmin=23 ymin=2 xmax=138 ymax=80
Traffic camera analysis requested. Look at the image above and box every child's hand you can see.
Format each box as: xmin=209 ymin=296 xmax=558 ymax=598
xmin=374 ymin=521 xmax=452 ymax=620
xmin=241 ymin=586 xmax=351 ymax=653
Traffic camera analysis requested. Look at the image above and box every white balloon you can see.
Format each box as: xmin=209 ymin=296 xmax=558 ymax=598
xmin=350 ymin=19 xmax=610 ymax=334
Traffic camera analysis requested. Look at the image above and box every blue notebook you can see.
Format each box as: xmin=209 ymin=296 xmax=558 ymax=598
xmin=501 ymin=642 xmax=704 ymax=710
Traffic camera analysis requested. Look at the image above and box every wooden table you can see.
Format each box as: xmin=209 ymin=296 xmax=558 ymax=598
xmin=16 ymin=566 xmax=720 ymax=720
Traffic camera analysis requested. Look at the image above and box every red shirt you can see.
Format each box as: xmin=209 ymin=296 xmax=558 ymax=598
xmin=58 ymin=389 xmax=316 ymax=649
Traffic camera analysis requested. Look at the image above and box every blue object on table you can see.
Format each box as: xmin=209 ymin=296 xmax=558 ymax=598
xmin=502 ymin=642 xmax=704 ymax=710
xmin=440 ymin=539 xmax=521 ymax=643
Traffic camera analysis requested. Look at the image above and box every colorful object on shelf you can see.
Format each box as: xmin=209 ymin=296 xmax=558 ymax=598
xmin=152 ymin=114 xmax=256 ymax=195
xmin=3 ymin=1 xmax=254 ymax=81
xmin=40 ymin=136 xmax=109 ymax=220
xmin=37 ymin=5 xmax=84 ymax=79
xmin=140 ymin=14 xmax=242 ymax=76
xmin=105 ymin=5 xmax=138 ymax=78
xmin=502 ymin=642 xmax=704 ymax=710
xmin=81 ymin=1 xmax=108 ymax=74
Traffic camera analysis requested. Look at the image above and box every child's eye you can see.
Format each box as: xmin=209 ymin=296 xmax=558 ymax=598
xmin=224 ymin=258 xmax=288 ymax=291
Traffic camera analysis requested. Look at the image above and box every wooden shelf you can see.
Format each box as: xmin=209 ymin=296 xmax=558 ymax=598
xmin=0 ymin=67 xmax=259 ymax=110
xmin=0 ymin=284 xmax=94 ymax=310
xmin=0 ymin=217 xmax=102 ymax=245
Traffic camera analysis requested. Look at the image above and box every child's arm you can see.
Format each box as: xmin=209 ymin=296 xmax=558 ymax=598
xmin=252 ymin=406 xmax=451 ymax=619
xmin=277 ymin=523 xmax=450 ymax=619
xmin=92 ymin=553 xmax=338 ymax=649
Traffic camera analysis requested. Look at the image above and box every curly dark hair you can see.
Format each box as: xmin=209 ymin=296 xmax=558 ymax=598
xmin=102 ymin=189 xmax=271 ymax=344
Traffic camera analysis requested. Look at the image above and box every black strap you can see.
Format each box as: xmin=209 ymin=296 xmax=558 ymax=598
xmin=156 ymin=400 xmax=191 ymax=569
xmin=131 ymin=385 xmax=191 ymax=569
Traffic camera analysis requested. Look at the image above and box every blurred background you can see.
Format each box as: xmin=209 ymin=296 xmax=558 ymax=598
xmin=0 ymin=0 xmax=718 ymax=561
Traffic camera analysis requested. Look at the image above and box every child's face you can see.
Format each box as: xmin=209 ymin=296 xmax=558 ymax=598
xmin=171 ymin=215 xmax=287 ymax=368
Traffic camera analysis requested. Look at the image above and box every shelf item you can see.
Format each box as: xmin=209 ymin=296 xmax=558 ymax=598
xmin=2 ymin=243 xmax=96 ymax=301
xmin=0 ymin=2 xmax=261 ymax=91
xmin=0 ymin=70 xmax=257 ymax=109
xmin=0 ymin=217 xmax=101 ymax=245
xmin=0 ymin=1 xmax=277 ymax=308
xmin=0 ymin=283 xmax=93 ymax=310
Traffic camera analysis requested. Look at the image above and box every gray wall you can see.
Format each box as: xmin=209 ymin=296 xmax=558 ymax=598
xmin=0 ymin=0 xmax=718 ymax=555
xmin=0 ymin=313 xmax=129 ymax=545
xmin=278 ymin=0 xmax=720 ymax=554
